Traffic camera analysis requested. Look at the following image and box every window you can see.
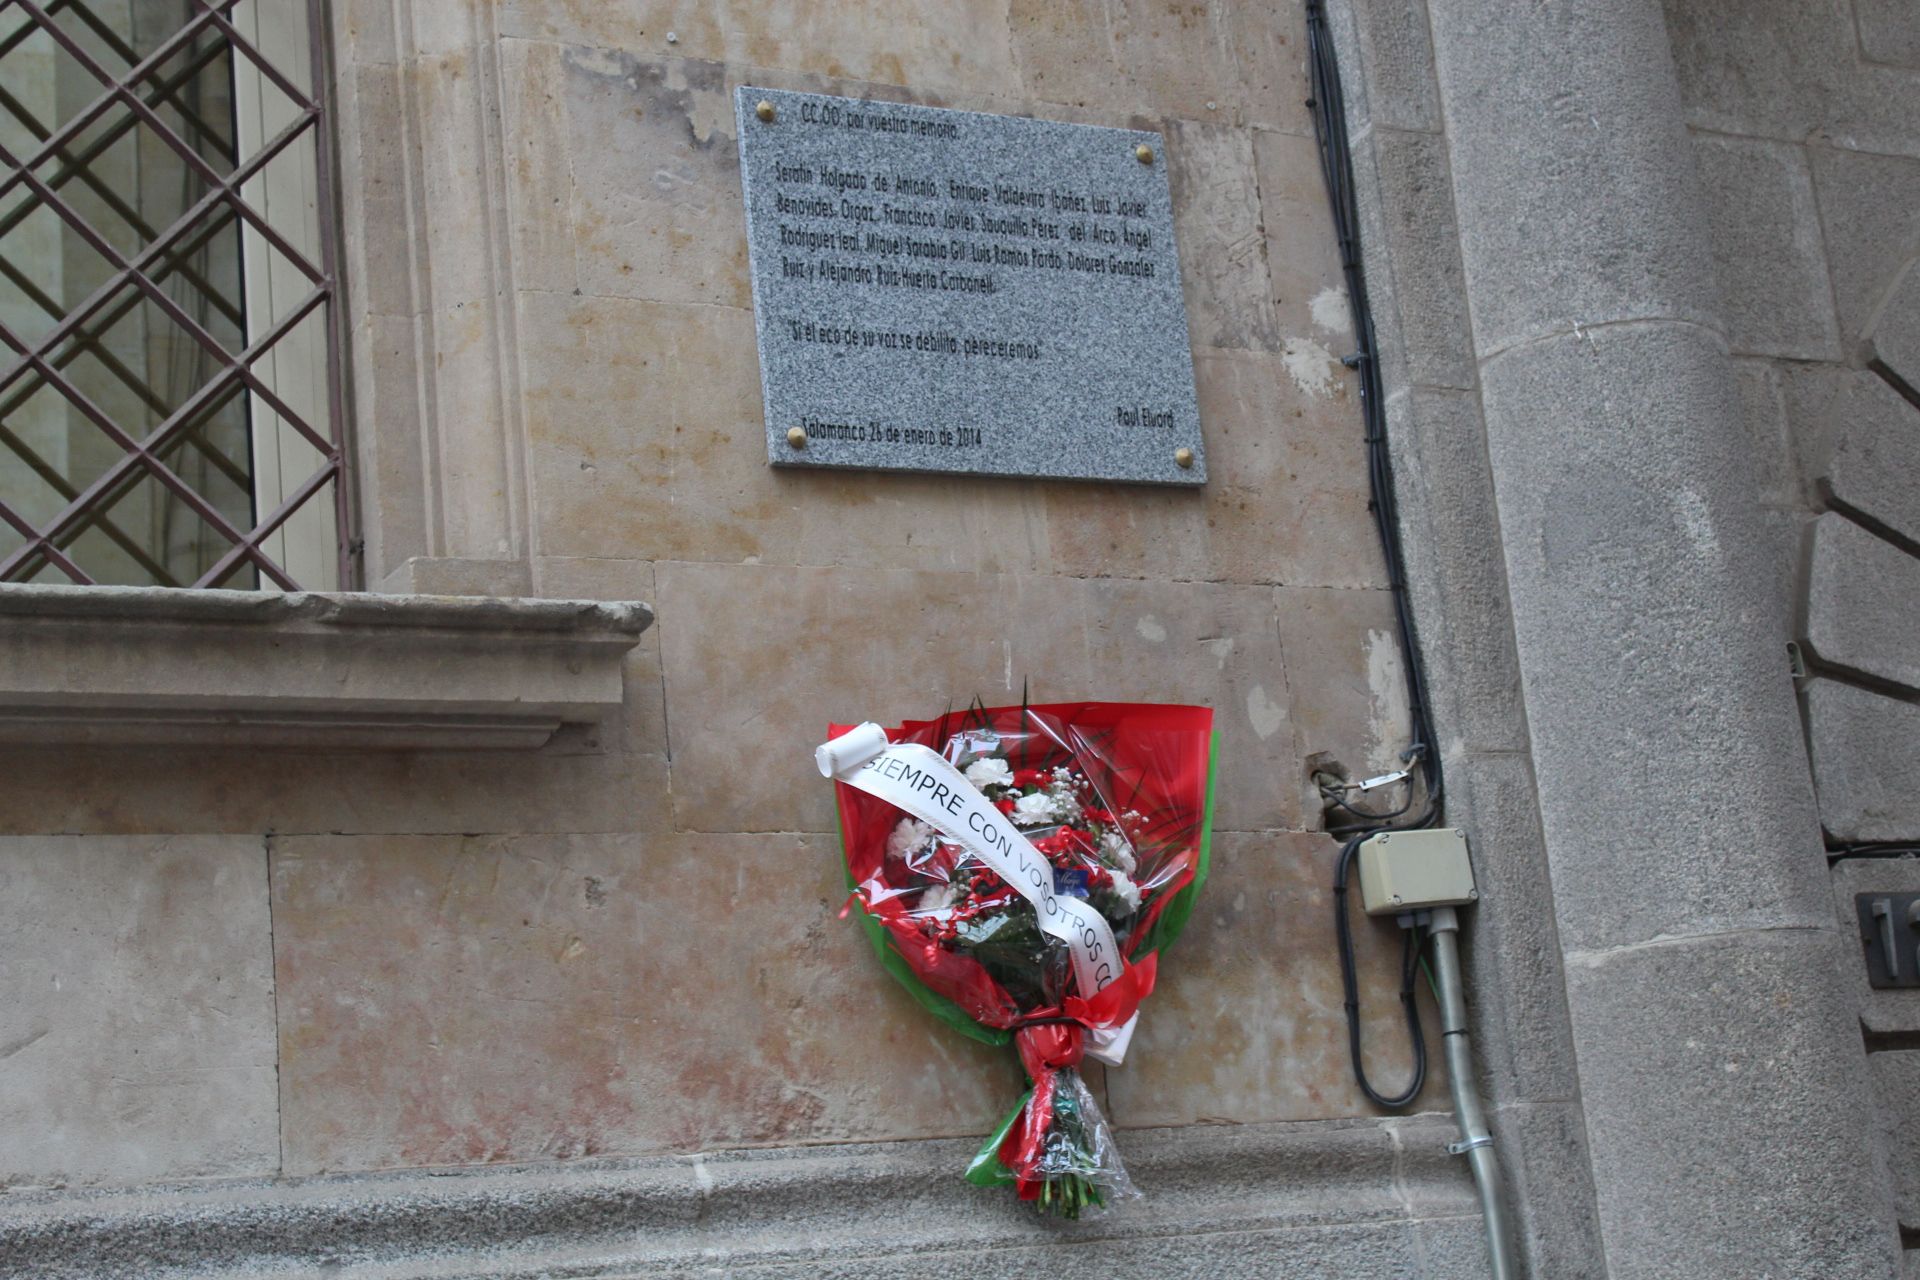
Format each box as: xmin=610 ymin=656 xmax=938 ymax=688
xmin=0 ymin=0 xmax=347 ymax=590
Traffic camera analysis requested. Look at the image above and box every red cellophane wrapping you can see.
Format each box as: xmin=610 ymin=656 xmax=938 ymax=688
xmin=828 ymin=702 xmax=1216 ymax=1216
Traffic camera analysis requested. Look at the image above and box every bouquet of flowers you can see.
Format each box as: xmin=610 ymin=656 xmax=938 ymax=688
xmin=816 ymin=702 xmax=1216 ymax=1216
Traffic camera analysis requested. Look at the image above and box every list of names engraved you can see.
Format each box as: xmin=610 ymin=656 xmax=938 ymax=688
xmin=736 ymin=88 xmax=1204 ymax=485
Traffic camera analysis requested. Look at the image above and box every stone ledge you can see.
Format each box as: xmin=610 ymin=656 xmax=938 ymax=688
xmin=0 ymin=1116 xmax=1480 ymax=1279
xmin=0 ymin=584 xmax=652 ymax=750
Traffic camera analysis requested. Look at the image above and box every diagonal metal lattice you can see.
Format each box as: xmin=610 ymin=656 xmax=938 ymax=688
xmin=0 ymin=0 xmax=350 ymax=589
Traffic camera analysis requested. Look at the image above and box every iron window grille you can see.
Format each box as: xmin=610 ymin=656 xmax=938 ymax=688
xmin=0 ymin=0 xmax=350 ymax=590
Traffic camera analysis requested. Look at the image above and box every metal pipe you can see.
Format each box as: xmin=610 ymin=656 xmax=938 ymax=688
xmin=1427 ymin=906 xmax=1515 ymax=1280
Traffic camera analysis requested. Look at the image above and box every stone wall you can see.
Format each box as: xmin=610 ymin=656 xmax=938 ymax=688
xmin=1663 ymin=0 xmax=1920 ymax=1264
xmin=0 ymin=2 xmax=1486 ymax=1275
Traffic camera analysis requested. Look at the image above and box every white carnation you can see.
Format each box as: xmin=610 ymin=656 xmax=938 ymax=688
xmin=963 ymin=756 xmax=1013 ymax=791
xmin=1100 ymin=829 xmax=1137 ymax=873
xmin=918 ymin=880 xmax=960 ymax=913
xmin=1109 ymin=869 xmax=1142 ymax=912
xmin=1010 ymin=791 xmax=1060 ymax=826
xmin=887 ymin=818 xmax=934 ymax=859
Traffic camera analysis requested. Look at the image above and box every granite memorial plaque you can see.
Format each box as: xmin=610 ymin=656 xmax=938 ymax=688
xmin=736 ymin=87 xmax=1204 ymax=485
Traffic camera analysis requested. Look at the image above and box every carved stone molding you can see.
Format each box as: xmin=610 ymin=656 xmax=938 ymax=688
xmin=0 ymin=583 xmax=650 ymax=750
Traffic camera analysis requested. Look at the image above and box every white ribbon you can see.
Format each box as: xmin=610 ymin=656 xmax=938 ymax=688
xmin=817 ymin=723 xmax=1137 ymax=1064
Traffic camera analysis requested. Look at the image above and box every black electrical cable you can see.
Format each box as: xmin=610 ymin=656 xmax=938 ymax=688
xmin=1306 ymin=0 xmax=1448 ymax=1109
xmin=1334 ymin=835 xmax=1428 ymax=1107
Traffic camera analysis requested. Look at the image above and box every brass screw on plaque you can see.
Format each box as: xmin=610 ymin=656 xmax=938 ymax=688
xmin=1135 ymin=143 xmax=1155 ymax=165
xmin=756 ymin=100 xmax=776 ymax=123
xmin=1174 ymin=446 xmax=1194 ymax=469
xmin=787 ymin=425 xmax=808 ymax=448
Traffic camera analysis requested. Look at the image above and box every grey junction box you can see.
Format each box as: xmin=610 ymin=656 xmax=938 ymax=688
xmin=734 ymin=87 xmax=1204 ymax=486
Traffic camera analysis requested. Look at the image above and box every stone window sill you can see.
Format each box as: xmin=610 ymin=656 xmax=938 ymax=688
xmin=0 ymin=584 xmax=652 ymax=751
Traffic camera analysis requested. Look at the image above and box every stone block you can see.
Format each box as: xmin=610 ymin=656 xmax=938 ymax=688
xmin=1255 ymin=129 xmax=1353 ymax=360
xmin=1665 ymin=0 xmax=1920 ymax=159
xmin=1857 ymin=0 xmax=1920 ymax=69
xmin=1005 ymin=0 xmax=1311 ymax=132
xmin=499 ymin=1 xmax=1023 ymax=103
xmin=654 ymin=561 xmax=1302 ymax=833
xmin=1429 ymin=0 xmax=1720 ymax=355
xmin=1326 ymin=0 xmax=1442 ymax=134
xmin=496 ymin=38 xmax=580 ymax=295
xmin=1830 ymin=848 xmax=1920 ymax=1034
xmin=1042 ymin=347 xmax=1383 ymax=590
xmin=554 ymin=51 xmax=747 ymax=309
xmin=1484 ymin=1100 xmax=1605 ymax=1280
xmin=1166 ymin=119 xmax=1277 ymax=353
xmin=1692 ymin=136 xmax=1839 ymax=359
xmin=271 ymin=831 xmax=1022 ymax=1174
xmin=0 ymin=738 xmax=673 ymax=839
xmin=335 ymin=61 xmax=415 ymax=320
xmin=329 ymin=0 xmax=399 ymax=67
xmin=1731 ymin=358 xmax=1798 ymax=510
xmin=1479 ymin=323 xmax=1833 ymax=952
xmin=1108 ymin=832 xmax=1448 ymax=1127
xmin=0 ymin=1118 xmax=1475 ymax=1278
xmin=1438 ymin=751 xmax=1578 ymax=1105
xmin=1274 ymin=585 xmax=1415 ymax=824
xmin=1349 ymin=126 xmax=1475 ymax=392
xmin=1808 ymin=145 xmax=1920 ymax=349
xmin=1385 ymin=387 xmax=1528 ymax=755
xmin=1872 ymin=260 xmax=1920 ymax=398
xmin=1807 ymin=512 xmax=1920 ymax=691
xmin=521 ymin=291 xmax=1056 ymax=575
xmin=1564 ymin=927 xmax=1898 ymax=1280
xmin=0 ymin=835 xmax=278 ymax=1187
xmin=1781 ymin=364 xmax=1920 ymax=545
xmin=348 ymin=310 xmax=431 ymax=581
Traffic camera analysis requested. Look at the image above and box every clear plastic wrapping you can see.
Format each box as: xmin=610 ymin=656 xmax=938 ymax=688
xmin=827 ymin=702 xmax=1215 ymax=1215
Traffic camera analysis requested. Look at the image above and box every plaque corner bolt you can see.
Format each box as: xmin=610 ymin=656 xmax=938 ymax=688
xmin=786 ymin=425 xmax=808 ymax=449
xmin=1174 ymin=446 xmax=1195 ymax=469
xmin=1135 ymin=143 xmax=1155 ymax=165
xmin=756 ymin=100 xmax=776 ymax=124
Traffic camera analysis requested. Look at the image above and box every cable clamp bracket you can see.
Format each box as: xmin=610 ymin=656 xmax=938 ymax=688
xmin=1445 ymin=1134 xmax=1493 ymax=1157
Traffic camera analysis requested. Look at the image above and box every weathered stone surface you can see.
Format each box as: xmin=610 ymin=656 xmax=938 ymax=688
xmin=1866 ymin=1043 xmax=1920 ymax=1205
xmin=1832 ymin=856 xmax=1920 ymax=1037
xmin=1478 ymin=323 xmax=1832 ymax=953
xmin=1483 ymin=1100 xmax=1605 ymax=1280
xmin=1327 ymin=0 xmax=1442 ymax=134
xmin=500 ymin=0 xmax=1024 ymax=104
xmin=1109 ymin=832 xmax=1448 ymax=1127
xmin=0 ymin=583 xmax=648 ymax=750
xmin=0 ymin=836 xmax=278 ymax=1187
xmin=272 ymin=831 xmax=1021 ymax=1174
xmin=654 ymin=561 xmax=1301 ymax=833
xmin=1006 ymin=0 xmax=1312 ymax=134
xmin=1167 ymin=118 xmax=1277 ymax=353
xmin=1808 ymin=145 xmax=1920 ymax=349
xmin=1781 ymin=364 xmax=1920 ymax=545
xmin=0 ymin=1117 xmax=1477 ymax=1280
xmin=521 ymin=291 xmax=1056 ymax=574
xmin=1431 ymin=0 xmax=1721 ymax=356
xmin=1857 ymin=0 xmax=1920 ymax=70
xmin=1731 ymin=357 xmax=1798 ymax=510
xmin=1664 ymin=0 xmax=1920 ymax=160
xmin=1807 ymin=512 xmax=1920 ymax=690
xmin=1812 ymin=681 xmax=1920 ymax=847
xmin=1043 ymin=347 xmax=1382 ymax=589
xmin=1693 ymin=135 xmax=1840 ymax=359
xmin=1349 ymin=126 xmax=1475 ymax=392
xmin=497 ymin=38 xmax=581 ymax=296
xmin=1274 ymin=585 xmax=1416 ymax=822
xmin=1386 ymin=388 xmax=1527 ymax=755
xmin=1564 ymin=928 xmax=1898 ymax=1279
xmin=1255 ymin=129 xmax=1354 ymax=365
xmin=1436 ymin=751 xmax=1576 ymax=1105
xmin=1872 ymin=257 xmax=1920 ymax=397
